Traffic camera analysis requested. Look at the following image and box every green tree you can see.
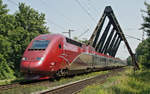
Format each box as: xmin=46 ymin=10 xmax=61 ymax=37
xmin=9 ymin=3 xmax=49 ymax=76
xmin=141 ymin=2 xmax=150 ymax=37
xmin=0 ymin=0 xmax=8 ymax=15
xmin=0 ymin=54 xmax=14 ymax=80
xmin=73 ymin=37 xmax=88 ymax=44
xmin=0 ymin=0 xmax=16 ymax=79
xmin=81 ymin=39 xmax=89 ymax=44
xmin=0 ymin=0 xmax=16 ymax=36
xmin=15 ymin=3 xmax=48 ymax=35
xmin=136 ymin=38 xmax=150 ymax=69
xmin=0 ymin=1 xmax=49 ymax=79
xmin=126 ymin=56 xmax=132 ymax=66
xmin=135 ymin=2 xmax=150 ymax=70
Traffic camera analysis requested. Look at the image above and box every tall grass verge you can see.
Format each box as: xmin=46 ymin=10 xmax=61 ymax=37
xmin=79 ymin=67 xmax=150 ymax=94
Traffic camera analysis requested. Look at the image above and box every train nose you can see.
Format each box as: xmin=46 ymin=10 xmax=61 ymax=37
xmin=20 ymin=61 xmax=30 ymax=73
xmin=20 ymin=60 xmax=43 ymax=73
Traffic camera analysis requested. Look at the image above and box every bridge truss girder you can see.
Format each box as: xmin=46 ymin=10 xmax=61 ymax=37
xmin=88 ymin=6 xmax=139 ymax=70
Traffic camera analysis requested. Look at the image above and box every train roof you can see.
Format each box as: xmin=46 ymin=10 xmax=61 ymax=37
xmin=34 ymin=34 xmax=65 ymax=40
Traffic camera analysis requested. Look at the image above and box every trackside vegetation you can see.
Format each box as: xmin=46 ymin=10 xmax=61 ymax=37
xmin=78 ymin=68 xmax=150 ymax=94
xmin=135 ymin=2 xmax=150 ymax=70
xmin=126 ymin=2 xmax=150 ymax=70
xmin=0 ymin=0 xmax=48 ymax=80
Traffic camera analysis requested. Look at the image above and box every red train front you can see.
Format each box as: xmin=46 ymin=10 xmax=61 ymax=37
xmin=20 ymin=34 xmax=69 ymax=80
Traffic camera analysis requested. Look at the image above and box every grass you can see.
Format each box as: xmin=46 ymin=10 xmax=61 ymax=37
xmin=78 ymin=67 xmax=150 ymax=94
xmin=0 ymin=70 xmax=109 ymax=94
xmin=0 ymin=77 xmax=24 ymax=85
xmin=0 ymin=85 xmax=47 ymax=94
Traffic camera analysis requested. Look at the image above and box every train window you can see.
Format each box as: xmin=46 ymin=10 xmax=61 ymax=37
xmin=29 ymin=40 xmax=50 ymax=50
xmin=66 ymin=38 xmax=82 ymax=47
xmin=101 ymin=57 xmax=106 ymax=65
xmin=97 ymin=57 xmax=99 ymax=63
xmin=112 ymin=59 xmax=115 ymax=64
xmin=59 ymin=44 xmax=61 ymax=49
xmin=109 ymin=59 xmax=113 ymax=63
xmin=116 ymin=60 xmax=119 ymax=63
xmin=103 ymin=58 xmax=106 ymax=62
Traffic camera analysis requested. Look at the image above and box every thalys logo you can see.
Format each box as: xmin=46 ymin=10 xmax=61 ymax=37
xmin=63 ymin=44 xmax=78 ymax=52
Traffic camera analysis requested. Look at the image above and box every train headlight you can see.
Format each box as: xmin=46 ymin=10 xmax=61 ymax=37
xmin=50 ymin=62 xmax=55 ymax=66
xmin=22 ymin=57 xmax=27 ymax=61
xmin=36 ymin=57 xmax=44 ymax=61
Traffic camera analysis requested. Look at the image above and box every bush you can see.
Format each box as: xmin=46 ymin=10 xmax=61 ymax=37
xmin=0 ymin=54 xmax=15 ymax=80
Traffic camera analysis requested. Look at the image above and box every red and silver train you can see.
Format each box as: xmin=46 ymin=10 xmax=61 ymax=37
xmin=20 ymin=34 xmax=127 ymax=80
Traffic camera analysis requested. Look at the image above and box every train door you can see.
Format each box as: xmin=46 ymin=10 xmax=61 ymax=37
xmin=105 ymin=57 xmax=108 ymax=67
xmin=61 ymin=39 xmax=70 ymax=66
xmin=57 ymin=39 xmax=63 ymax=55
xmin=58 ymin=39 xmax=67 ymax=69
xmin=92 ymin=55 xmax=95 ymax=68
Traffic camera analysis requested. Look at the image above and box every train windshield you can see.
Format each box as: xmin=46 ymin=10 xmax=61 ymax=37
xmin=30 ymin=40 xmax=50 ymax=50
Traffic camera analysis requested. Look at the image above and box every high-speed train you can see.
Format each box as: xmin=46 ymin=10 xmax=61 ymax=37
xmin=20 ymin=34 xmax=127 ymax=80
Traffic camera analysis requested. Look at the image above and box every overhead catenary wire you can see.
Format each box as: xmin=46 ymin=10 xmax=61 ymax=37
xmin=29 ymin=0 xmax=67 ymax=31
xmin=47 ymin=19 xmax=66 ymax=31
xmin=41 ymin=0 xmax=74 ymax=25
xmin=125 ymin=34 xmax=142 ymax=41
xmin=74 ymin=0 xmax=99 ymax=38
xmin=78 ymin=29 xmax=89 ymax=38
xmin=75 ymin=0 xmax=96 ymax=22
xmin=7 ymin=0 xmax=66 ymax=31
xmin=36 ymin=0 xmax=67 ymax=31
xmin=41 ymin=0 xmax=91 ymax=37
xmin=41 ymin=0 xmax=92 ymax=37
xmin=41 ymin=0 xmax=91 ymax=30
xmin=87 ymin=0 xmax=100 ymax=16
xmin=80 ymin=0 xmax=98 ymax=17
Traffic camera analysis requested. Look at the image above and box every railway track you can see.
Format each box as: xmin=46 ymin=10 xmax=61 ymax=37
xmin=0 ymin=83 xmax=20 ymax=91
xmin=37 ymin=68 xmax=125 ymax=94
xmin=0 ymin=79 xmax=51 ymax=91
xmin=0 ymin=67 xmax=125 ymax=93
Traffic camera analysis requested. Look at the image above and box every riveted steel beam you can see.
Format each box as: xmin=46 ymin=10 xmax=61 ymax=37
xmin=92 ymin=16 xmax=107 ymax=47
xmin=95 ymin=21 xmax=111 ymax=52
xmin=110 ymin=35 xmax=120 ymax=56
xmin=107 ymin=32 xmax=118 ymax=55
xmin=102 ymin=28 xmax=115 ymax=54
xmin=88 ymin=13 xmax=107 ymax=46
xmin=112 ymin=38 xmax=122 ymax=57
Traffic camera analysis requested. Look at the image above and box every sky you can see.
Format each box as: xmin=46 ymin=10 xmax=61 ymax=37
xmin=3 ymin=0 xmax=149 ymax=60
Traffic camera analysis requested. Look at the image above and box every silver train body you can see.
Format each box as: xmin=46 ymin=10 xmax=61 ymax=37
xmin=68 ymin=53 xmax=127 ymax=74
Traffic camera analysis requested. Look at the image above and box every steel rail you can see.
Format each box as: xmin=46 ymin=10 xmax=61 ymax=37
xmin=39 ymin=68 xmax=125 ymax=94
